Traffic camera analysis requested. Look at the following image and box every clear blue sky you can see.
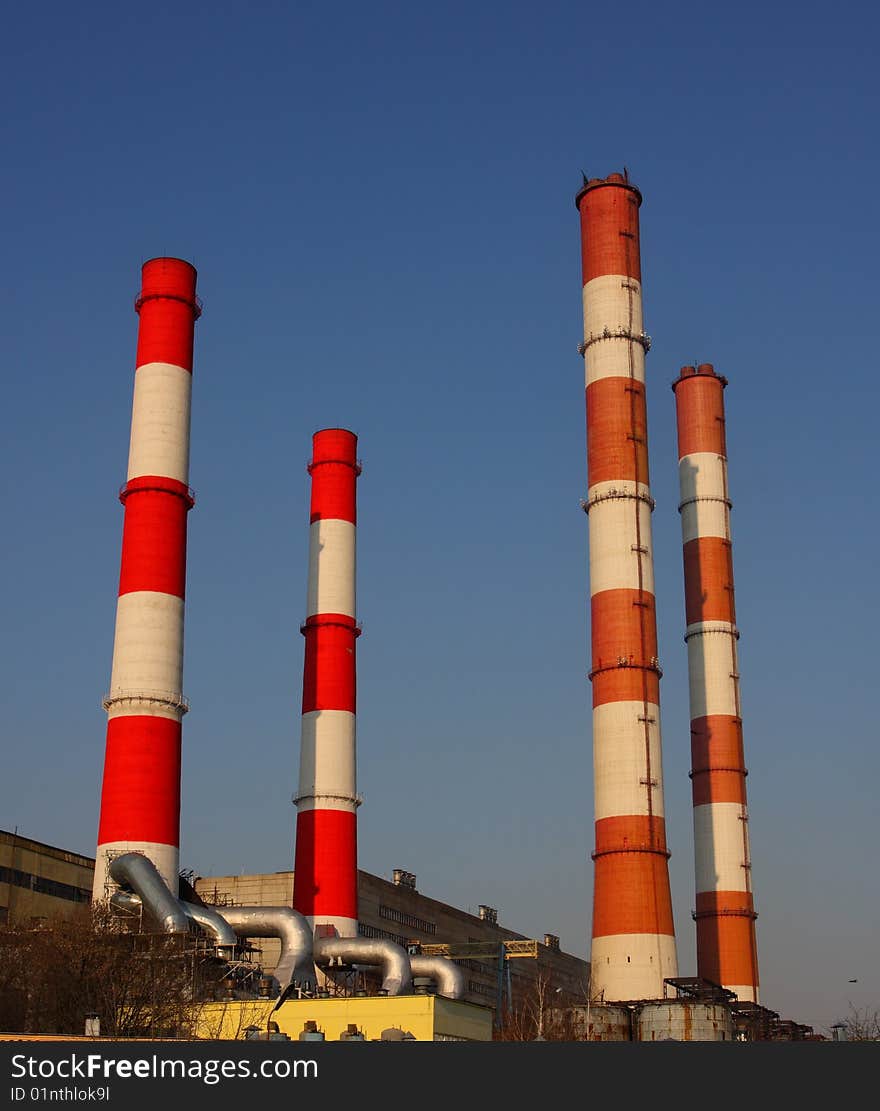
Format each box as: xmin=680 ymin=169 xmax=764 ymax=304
xmin=2 ymin=1 xmax=877 ymax=1033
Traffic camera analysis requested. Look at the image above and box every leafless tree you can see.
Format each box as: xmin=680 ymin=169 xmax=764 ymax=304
xmin=0 ymin=905 xmax=229 ymax=1037
xmin=495 ymin=971 xmax=581 ymax=1041
xmin=833 ymin=1004 xmax=880 ymax=1041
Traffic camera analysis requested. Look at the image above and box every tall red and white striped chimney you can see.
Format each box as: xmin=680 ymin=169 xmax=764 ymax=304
xmin=673 ymin=363 xmax=759 ymax=1002
xmin=293 ymin=429 xmax=360 ymax=937
xmin=575 ymin=173 xmax=677 ymax=1000
xmin=93 ymin=257 xmax=200 ymax=900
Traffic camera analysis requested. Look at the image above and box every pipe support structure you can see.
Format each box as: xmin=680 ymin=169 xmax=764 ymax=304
xmin=220 ymin=906 xmax=317 ymax=992
xmin=314 ymin=936 xmax=413 ymax=997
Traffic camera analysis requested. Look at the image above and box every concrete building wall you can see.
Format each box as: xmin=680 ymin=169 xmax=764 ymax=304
xmin=0 ymin=831 xmax=93 ymax=924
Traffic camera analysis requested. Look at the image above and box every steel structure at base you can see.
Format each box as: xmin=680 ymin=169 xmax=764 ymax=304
xmin=419 ymin=940 xmax=539 ymax=1027
xmin=193 ymin=995 xmax=493 ymax=1041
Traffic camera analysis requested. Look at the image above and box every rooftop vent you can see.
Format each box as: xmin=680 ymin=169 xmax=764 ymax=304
xmin=393 ymin=869 xmax=417 ymax=889
xmin=544 ymin=933 xmax=560 ymax=951
xmin=380 ymin=1027 xmax=416 ymax=1041
xmin=478 ymin=905 xmax=498 ymax=924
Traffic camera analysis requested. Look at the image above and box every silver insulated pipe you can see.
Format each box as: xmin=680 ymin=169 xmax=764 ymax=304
xmin=314 ymin=936 xmax=413 ymax=996
xmin=219 ymin=906 xmax=316 ymax=992
xmin=409 ymin=955 xmax=466 ymax=1000
xmin=107 ymin=856 xmax=237 ymax=959
xmin=108 ymin=889 xmax=144 ymax=916
xmin=182 ymin=901 xmax=238 ymax=959
xmin=108 ymin=852 xmax=189 ymax=935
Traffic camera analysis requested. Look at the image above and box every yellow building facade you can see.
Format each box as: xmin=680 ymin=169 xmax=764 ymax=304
xmin=194 ymin=995 xmax=493 ymax=1042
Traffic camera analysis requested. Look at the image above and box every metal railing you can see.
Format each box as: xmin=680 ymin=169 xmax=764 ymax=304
xmin=102 ymin=688 xmax=190 ymax=714
xmin=578 ymin=327 xmax=652 ymax=356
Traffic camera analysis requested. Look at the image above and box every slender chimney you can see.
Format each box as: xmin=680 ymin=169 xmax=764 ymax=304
xmin=293 ymin=429 xmax=360 ymax=936
xmin=93 ymin=258 xmax=200 ymax=900
xmin=575 ymin=172 xmax=677 ymax=1000
xmin=672 ymin=363 xmax=759 ymax=1001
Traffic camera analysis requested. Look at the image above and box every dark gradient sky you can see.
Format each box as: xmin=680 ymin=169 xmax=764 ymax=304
xmin=2 ymin=1 xmax=877 ymax=1032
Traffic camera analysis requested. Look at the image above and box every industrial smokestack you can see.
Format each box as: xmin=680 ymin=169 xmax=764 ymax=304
xmin=293 ymin=429 xmax=361 ymax=936
xmin=93 ymin=258 xmax=201 ymax=900
xmin=575 ymin=173 xmax=677 ymax=1000
xmin=672 ymin=364 xmax=759 ymax=1002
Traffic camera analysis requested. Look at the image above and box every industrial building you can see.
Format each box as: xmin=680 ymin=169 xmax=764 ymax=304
xmin=1 ymin=171 xmax=815 ymax=1043
xmin=194 ymin=868 xmax=590 ymax=1011
xmin=1 ymin=828 xmax=588 ymax=1020
xmin=0 ymin=830 xmax=92 ymax=925
xmin=2 ymin=830 xmax=805 ymax=1041
xmin=0 ymin=828 xmax=804 ymax=1040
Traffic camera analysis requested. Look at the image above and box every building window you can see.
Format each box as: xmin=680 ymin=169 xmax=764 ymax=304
xmin=378 ymin=905 xmax=436 ymax=935
xmin=467 ymin=980 xmax=497 ymax=998
xmin=0 ymin=866 xmax=90 ymax=904
xmin=358 ymin=922 xmax=411 ymax=949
